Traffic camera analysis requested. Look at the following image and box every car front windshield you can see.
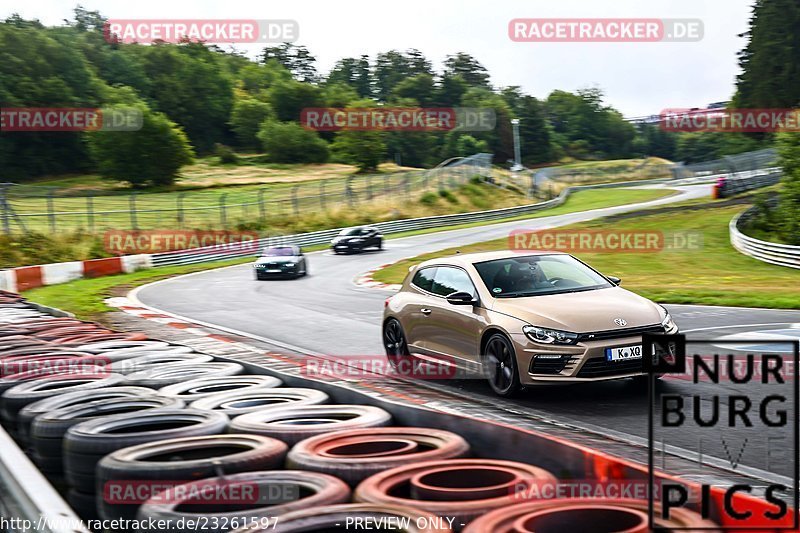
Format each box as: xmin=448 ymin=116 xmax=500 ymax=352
xmin=264 ymin=247 xmax=295 ymax=257
xmin=474 ymin=255 xmax=612 ymax=298
xmin=339 ymin=228 xmax=362 ymax=236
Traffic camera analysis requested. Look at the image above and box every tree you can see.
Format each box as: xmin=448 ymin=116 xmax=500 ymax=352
xmin=436 ymin=73 xmax=467 ymax=107
xmin=136 ymin=43 xmax=233 ymax=153
xmin=374 ymin=49 xmax=432 ymax=102
xmin=502 ymin=87 xmax=553 ymax=164
xmin=461 ymin=88 xmax=514 ymax=162
xmin=443 ymin=53 xmax=491 ymax=89
xmin=391 ymin=74 xmax=436 ymax=106
xmin=775 ymin=129 xmax=800 ymax=244
xmin=267 ymin=77 xmax=324 ymax=121
xmin=237 ymin=60 xmax=291 ymax=97
xmin=332 ymin=129 xmax=386 ymax=172
xmin=735 ymin=0 xmax=800 ymax=109
xmin=0 ymin=21 xmax=103 ymax=178
xmin=326 ymin=56 xmax=372 ymax=98
xmin=88 ymin=104 xmax=194 ymax=187
xmin=230 ymin=97 xmax=274 ymax=150
xmin=257 ymin=120 xmax=329 ymax=163
xmin=261 ymin=43 xmax=318 ymax=82
xmin=322 ymin=82 xmax=359 ymax=107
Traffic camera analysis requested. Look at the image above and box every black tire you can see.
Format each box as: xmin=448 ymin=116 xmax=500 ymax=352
xmin=190 ymin=388 xmax=329 ymax=417
xmin=157 ymin=375 xmax=282 ymax=401
xmin=17 ymin=386 xmax=155 ymax=446
xmin=97 ymin=435 xmax=288 ymax=521
xmin=64 ymin=409 xmax=229 ymax=492
xmin=483 ymin=333 xmax=521 ymax=397
xmin=110 ymin=353 xmax=214 ymax=375
xmin=377 ymin=238 xmax=383 ymax=250
xmin=67 ymin=489 xmax=100 ymax=521
xmin=31 ymin=451 xmax=64 ymax=473
xmin=1 ymin=373 xmax=126 ymax=430
xmin=382 ymin=318 xmax=411 ymax=373
xmin=124 ymin=362 xmax=244 ymax=388
xmin=32 ymin=396 xmax=184 ymax=446
xmin=229 ymin=405 xmax=392 ymax=445
xmin=136 ymin=471 xmax=351 ymax=532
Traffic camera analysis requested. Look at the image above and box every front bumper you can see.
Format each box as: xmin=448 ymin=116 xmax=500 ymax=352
xmin=332 ymin=242 xmax=360 ymax=252
xmin=254 ymin=265 xmax=298 ymax=277
xmin=510 ymin=325 xmax=672 ymax=385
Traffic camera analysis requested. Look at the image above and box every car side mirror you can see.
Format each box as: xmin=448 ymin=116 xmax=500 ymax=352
xmin=608 ymin=276 xmax=622 ymax=285
xmin=446 ymin=292 xmax=479 ymax=306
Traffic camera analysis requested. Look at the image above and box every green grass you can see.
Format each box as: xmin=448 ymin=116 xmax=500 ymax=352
xmin=373 ymin=201 xmax=800 ymax=309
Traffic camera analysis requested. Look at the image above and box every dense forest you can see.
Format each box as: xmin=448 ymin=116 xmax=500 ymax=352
xmin=0 ymin=6 xmax=794 ymax=186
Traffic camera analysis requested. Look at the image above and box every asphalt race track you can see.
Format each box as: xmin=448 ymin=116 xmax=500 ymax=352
xmin=137 ymin=184 xmax=800 ymax=481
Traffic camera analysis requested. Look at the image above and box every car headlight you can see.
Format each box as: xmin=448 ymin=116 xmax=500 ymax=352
xmin=285 ymin=262 xmax=296 ymax=267
xmin=660 ymin=308 xmax=678 ymax=332
xmin=523 ymin=325 xmax=579 ymax=345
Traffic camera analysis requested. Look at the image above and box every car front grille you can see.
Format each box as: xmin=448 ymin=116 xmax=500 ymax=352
xmin=576 ymin=324 xmax=665 ymax=342
xmin=577 ymin=357 xmax=644 ymax=378
xmin=529 ymin=355 xmax=579 ymax=375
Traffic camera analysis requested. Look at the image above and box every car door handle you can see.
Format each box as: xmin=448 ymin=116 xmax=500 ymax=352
xmin=420 ymin=308 xmax=432 ymax=315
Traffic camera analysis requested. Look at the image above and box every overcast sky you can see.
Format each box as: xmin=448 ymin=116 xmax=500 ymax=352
xmin=4 ymin=0 xmax=755 ymax=117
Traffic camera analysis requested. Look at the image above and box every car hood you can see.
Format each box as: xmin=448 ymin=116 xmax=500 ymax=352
xmin=490 ymin=286 xmax=663 ymax=333
xmin=332 ymin=236 xmax=357 ymax=243
xmin=255 ymin=256 xmax=299 ymax=263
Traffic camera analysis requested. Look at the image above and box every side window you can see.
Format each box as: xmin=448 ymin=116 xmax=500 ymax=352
xmin=431 ymin=267 xmax=476 ymax=297
xmin=411 ymin=267 xmax=437 ymax=292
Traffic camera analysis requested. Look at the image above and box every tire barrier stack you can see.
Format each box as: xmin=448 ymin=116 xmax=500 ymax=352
xmin=0 ymin=291 xmax=723 ymax=532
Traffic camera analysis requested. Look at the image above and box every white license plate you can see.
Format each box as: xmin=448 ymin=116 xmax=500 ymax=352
xmin=606 ymin=345 xmax=643 ymax=361
xmin=265 ymin=269 xmax=282 ymax=273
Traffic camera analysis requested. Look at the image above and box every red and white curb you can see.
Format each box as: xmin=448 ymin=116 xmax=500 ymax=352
xmin=353 ymin=264 xmax=402 ymax=291
xmin=105 ymin=296 xmax=248 ymax=345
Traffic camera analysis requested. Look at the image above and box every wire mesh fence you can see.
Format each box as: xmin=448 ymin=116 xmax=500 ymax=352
xmin=0 ymin=154 xmax=493 ymax=235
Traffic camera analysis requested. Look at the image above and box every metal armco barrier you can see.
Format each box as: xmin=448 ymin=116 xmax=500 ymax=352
xmin=730 ymin=208 xmax=800 ymax=269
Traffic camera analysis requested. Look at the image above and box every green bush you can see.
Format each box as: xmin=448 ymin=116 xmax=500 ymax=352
xmin=331 ymin=130 xmax=386 ymax=173
xmin=419 ymin=192 xmax=438 ymax=206
xmin=88 ymin=105 xmax=194 ymax=188
xmin=438 ymin=189 xmax=458 ymax=204
xmin=257 ymin=120 xmax=329 ymax=164
xmin=214 ymin=144 xmax=239 ymax=165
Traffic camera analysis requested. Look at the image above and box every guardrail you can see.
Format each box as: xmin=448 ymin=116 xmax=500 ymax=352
xmin=730 ymin=208 xmax=800 ymax=269
xmin=149 ymin=179 xmax=675 ymax=267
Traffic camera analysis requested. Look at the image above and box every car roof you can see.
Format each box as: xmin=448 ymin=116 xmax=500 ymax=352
xmin=416 ymin=250 xmax=568 ymax=269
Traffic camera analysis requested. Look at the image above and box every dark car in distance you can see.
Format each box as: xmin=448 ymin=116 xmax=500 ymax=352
xmin=331 ymin=226 xmax=383 ymax=254
xmin=253 ymin=245 xmax=308 ymax=279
